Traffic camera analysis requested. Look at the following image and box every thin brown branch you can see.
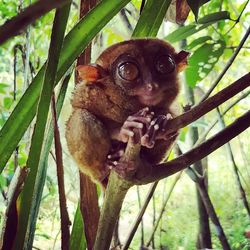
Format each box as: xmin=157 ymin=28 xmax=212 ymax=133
xmin=225 ymin=0 xmax=250 ymax=34
xmin=217 ymin=108 xmax=250 ymax=217
xmin=162 ymin=73 xmax=250 ymax=136
xmin=196 ymin=90 xmax=250 ymax=144
xmin=51 ymin=93 xmax=71 ymax=250
xmin=197 ymin=181 xmax=231 ymax=250
xmin=0 ymin=0 xmax=70 ymax=45
xmin=137 ymin=109 xmax=250 ymax=184
xmin=76 ymin=1 xmax=100 ymax=249
xmin=200 ymin=26 xmax=250 ymax=102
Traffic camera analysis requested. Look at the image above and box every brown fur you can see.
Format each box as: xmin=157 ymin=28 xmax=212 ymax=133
xmin=66 ymin=39 xmax=188 ymax=185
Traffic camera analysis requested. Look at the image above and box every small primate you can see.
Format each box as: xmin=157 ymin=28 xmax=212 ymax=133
xmin=66 ymin=39 xmax=189 ymax=187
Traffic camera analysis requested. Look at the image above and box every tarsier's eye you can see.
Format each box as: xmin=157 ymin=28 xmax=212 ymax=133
xmin=118 ymin=62 xmax=139 ymax=81
xmin=156 ymin=55 xmax=175 ymax=74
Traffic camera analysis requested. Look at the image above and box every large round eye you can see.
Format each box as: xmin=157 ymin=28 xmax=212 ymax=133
xmin=156 ymin=55 xmax=175 ymax=74
xmin=118 ymin=62 xmax=139 ymax=81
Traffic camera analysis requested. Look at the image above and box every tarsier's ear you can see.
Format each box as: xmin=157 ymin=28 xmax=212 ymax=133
xmin=76 ymin=64 xmax=106 ymax=84
xmin=175 ymin=50 xmax=190 ymax=72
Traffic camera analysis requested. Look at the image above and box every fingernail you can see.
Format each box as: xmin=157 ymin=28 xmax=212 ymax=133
xmin=137 ymin=123 xmax=143 ymax=129
xmin=107 ymin=155 xmax=111 ymax=159
xmin=154 ymin=124 xmax=159 ymax=130
xmin=150 ymin=120 xmax=156 ymax=125
xmin=129 ymin=131 xmax=134 ymax=137
xmin=166 ymin=113 xmax=173 ymax=119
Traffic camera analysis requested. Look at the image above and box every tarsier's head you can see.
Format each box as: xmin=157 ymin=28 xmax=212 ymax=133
xmin=77 ymin=39 xmax=189 ymax=107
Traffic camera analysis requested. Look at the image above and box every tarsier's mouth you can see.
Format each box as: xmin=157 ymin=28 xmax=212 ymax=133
xmin=138 ymin=92 xmax=163 ymax=106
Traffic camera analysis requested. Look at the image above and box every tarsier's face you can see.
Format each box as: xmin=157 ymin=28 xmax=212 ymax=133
xmin=96 ymin=39 xmax=188 ymax=107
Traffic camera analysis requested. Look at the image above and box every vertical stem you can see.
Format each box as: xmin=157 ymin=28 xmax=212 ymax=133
xmin=197 ymin=181 xmax=231 ymax=250
xmin=76 ymin=1 xmax=100 ymax=249
xmin=182 ymin=51 xmax=212 ymax=248
xmin=217 ymin=108 xmax=250 ymax=217
xmin=94 ymin=171 xmax=132 ymax=250
xmin=136 ymin=186 xmax=144 ymax=246
xmin=51 ymin=94 xmax=71 ymax=250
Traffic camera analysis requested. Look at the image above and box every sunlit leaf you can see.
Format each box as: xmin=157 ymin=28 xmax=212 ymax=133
xmin=165 ymin=12 xmax=230 ymax=43
xmin=133 ymin=0 xmax=171 ymax=37
xmin=186 ymin=40 xmax=226 ymax=87
xmin=185 ymin=36 xmax=212 ymax=50
xmin=197 ymin=11 xmax=230 ymax=24
xmin=165 ymin=23 xmax=210 ymax=43
xmin=3 ymin=97 xmax=13 ymax=109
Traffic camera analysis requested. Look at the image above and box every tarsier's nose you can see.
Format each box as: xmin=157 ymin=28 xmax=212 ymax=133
xmin=146 ymin=83 xmax=159 ymax=92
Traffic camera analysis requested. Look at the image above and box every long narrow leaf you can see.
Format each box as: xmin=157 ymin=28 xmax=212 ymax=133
xmin=70 ymin=203 xmax=86 ymax=250
xmin=165 ymin=11 xmax=230 ymax=43
xmin=13 ymin=3 xmax=71 ymax=249
xmin=27 ymin=73 xmax=70 ymax=249
xmin=0 ymin=0 xmax=131 ymax=172
xmin=132 ymin=0 xmax=171 ymax=37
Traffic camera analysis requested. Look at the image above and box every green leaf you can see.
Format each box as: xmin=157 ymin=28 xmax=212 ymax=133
xmin=0 ymin=0 xmax=131 ymax=173
xmin=132 ymin=0 xmax=171 ymax=37
xmin=186 ymin=40 xmax=226 ymax=87
xmin=0 ymin=83 xmax=9 ymax=94
xmin=197 ymin=11 xmax=231 ymax=24
xmin=185 ymin=36 xmax=212 ymax=50
xmin=165 ymin=12 xmax=230 ymax=43
xmin=0 ymin=174 xmax=7 ymax=189
xmin=3 ymin=97 xmax=13 ymax=109
xmin=26 ymin=74 xmax=70 ymax=249
xmin=70 ymin=203 xmax=86 ymax=250
xmin=14 ymin=3 xmax=71 ymax=249
xmin=187 ymin=0 xmax=210 ymax=20
xmin=165 ymin=23 xmax=210 ymax=43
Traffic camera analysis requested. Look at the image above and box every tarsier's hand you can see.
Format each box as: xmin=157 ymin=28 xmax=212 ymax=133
xmin=117 ymin=107 xmax=154 ymax=144
xmin=105 ymin=107 xmax=153 ymax=177
xmin=141 ymin=113 xmax=178 ymax=148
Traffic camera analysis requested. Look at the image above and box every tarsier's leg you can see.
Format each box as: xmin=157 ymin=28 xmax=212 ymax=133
xmin=66 ymin=109 xmax=111 ymax=184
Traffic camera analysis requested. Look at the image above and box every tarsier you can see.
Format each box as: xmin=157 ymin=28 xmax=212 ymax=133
xmin=66 ymin=39 xmax=189 ymax=187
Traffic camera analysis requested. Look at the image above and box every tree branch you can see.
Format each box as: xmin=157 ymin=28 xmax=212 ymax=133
xmin=161 ymin=73 xmax=250 ymax=136
xmin=0 ymin=0 xmax=70 ymax=45
xmin=138 ymin=109 xmax=250 ymax=184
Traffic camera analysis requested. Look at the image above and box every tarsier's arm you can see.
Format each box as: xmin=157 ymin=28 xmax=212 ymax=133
xmin=66 ymin=39 xmax=189 ymax=187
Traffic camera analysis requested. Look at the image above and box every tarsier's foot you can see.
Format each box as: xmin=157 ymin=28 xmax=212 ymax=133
xmin=105 ymin=156 xmax=137 ymax=179
xmin=105 ymin=142 xmax=137 ymax=179
xmin=118 ymin=107 xmax=154 ymax=144
xmin=141 ymin=113 xmax=178 ymax=148
xmin=110 ymin=160 xmax=137 ymax=179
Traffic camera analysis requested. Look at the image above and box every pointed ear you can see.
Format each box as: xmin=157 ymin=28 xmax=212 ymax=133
xmin=175 ymin=50 xmax=190 ymax=72
xmin=76 ymin=64 xmax=106 ymax=84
